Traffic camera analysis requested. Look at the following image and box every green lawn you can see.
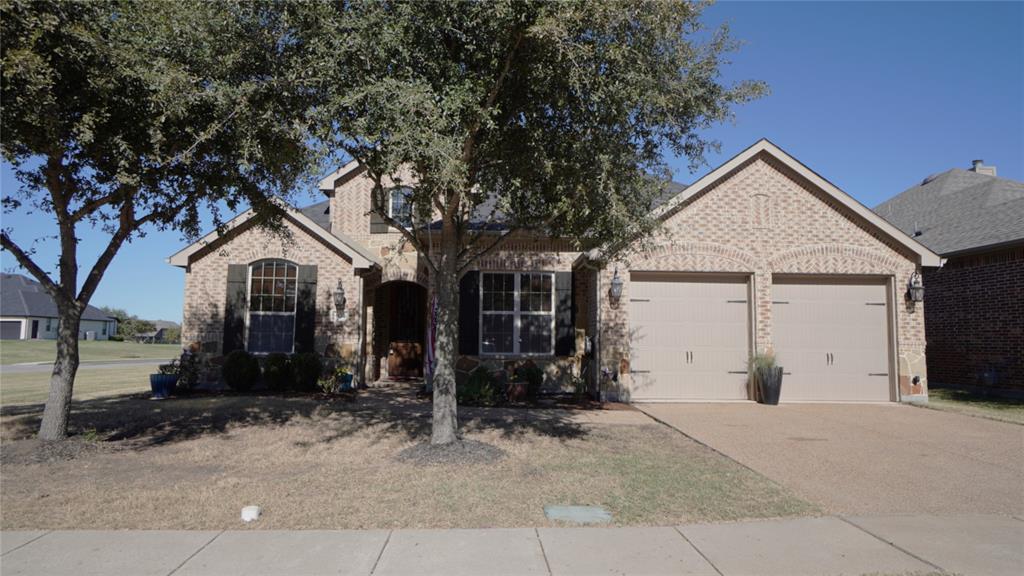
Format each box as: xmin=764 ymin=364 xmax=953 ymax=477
xmin=0 ymin=366 xmax=154 ymax=406
xmin=0 ymin=340 xmax=180 ymax=365
xmin=925 ymin=387 xmax=1024 ymax=425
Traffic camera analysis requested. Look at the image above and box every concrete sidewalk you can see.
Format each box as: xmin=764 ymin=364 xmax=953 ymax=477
xmin=2 ymin=515 xmax=1021 ymax=576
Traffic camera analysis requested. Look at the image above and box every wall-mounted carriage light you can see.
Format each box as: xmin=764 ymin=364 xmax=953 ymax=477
xmin=333 ymin=280 xmax=347 ymax=322
xmin=907 ymin=271 xmax=924 ymax=303
xmin=609 ymin=268 xmax=624 ymax=301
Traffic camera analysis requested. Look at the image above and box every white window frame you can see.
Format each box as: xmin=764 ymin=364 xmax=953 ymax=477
xmin=244 ymin=260 xmax=299 ymax=355
xmin=388 ymin=187 xmax=414 ymax=229
xmin=478 ymin=271 xmax=556 ymax=357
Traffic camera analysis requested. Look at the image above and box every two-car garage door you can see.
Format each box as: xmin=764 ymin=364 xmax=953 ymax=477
xmin=628 ymin=273 xmax=893 ymax=402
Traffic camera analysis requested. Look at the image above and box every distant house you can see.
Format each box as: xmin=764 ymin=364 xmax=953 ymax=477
xmin=133 ymin=320 xmax=181 ymax=344
xmin=876 ymin=161 xmax=1023 ymax=390
xmin=0 ymin=274 xmax=118 ymax=340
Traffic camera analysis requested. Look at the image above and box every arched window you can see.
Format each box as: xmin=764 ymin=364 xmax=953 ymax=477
xmin=247 ymin=260 xmax=297 ymax=353
xmin=389 ymin=187 xmax=414 ymax=229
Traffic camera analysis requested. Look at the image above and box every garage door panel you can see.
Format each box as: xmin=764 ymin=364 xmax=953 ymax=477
xmin=629 ymin=275 xmax=750 ymax=401
xmin=773 ymin=280 xmax=891 ymax=402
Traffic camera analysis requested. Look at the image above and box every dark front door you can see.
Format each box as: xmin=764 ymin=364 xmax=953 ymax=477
xmin=30 ymin=320 xmax=39 ymax=339
xmin=386 ymin=282 xmax=426 ymax=379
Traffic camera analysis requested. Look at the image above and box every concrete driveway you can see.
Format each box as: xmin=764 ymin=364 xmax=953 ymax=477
xmin=638 ymin=402 xmax=1024 ymax=515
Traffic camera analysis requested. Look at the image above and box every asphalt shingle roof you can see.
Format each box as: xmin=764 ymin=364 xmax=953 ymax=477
xmin=298 ymin=200 xmax=332 ymax=232
xmin=0 ymin=274 xmax=115 ymax=321
xmin=875 ymin=169 xmax=1024 ymax=256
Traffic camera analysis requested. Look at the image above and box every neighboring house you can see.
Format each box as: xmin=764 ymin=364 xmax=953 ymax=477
xmin=876 ymin=161 xmax=1023 ymax=390
xmin=169 ymin=139 xmax=939 ymax=403
xmin=0 ymin=274 xmax=118 ymax=340
xmin=134 ymin=320 xmax=181 ymax=344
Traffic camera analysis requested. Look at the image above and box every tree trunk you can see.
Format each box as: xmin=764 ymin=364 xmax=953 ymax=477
xmin=430 ymin=233 xmax=460 ymax=445
xmin=37 ymin=310 xmax=82 ymax=441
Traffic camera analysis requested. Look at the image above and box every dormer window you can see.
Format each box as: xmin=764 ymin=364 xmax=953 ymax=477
xmin=389 ymin=187 xmax=414 ymax=229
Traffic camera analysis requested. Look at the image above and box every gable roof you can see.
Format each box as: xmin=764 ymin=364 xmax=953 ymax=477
xmin=874 ymin=169 xmax=1024 ymax=256
xmin=652 ymin=139 xmax=941 ymax=267
xmin=298 ymin=200 xmax=332 ymax=232
xmin=167 ymin=197 xmax=379 ymax=269
xmin=0 ymin=274 xmax=115 ymax=321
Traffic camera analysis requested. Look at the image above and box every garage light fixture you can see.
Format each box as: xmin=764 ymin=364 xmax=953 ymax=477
xmin=609 ymin=268 xmax=624 ymax=301
xmin=907 ymin=272 xmax=924 ymax=303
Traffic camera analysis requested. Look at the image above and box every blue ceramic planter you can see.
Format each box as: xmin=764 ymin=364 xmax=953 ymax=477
xmin=150 ymin=373 xmax=179 ymax=400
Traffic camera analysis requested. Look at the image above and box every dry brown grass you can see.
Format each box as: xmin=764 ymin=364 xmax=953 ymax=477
xmin=0 ymin=386 xmax=816 ymax=529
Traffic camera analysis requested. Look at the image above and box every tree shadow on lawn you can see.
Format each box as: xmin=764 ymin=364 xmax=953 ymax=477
xmin=0 ymin=384 xmax=589 ymax=451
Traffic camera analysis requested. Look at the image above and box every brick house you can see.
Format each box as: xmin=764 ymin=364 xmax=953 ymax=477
xmin=876 ymin=161 xmax=1023 ymax=390
xmin=169 ymin=139 xmax=940 ymax=402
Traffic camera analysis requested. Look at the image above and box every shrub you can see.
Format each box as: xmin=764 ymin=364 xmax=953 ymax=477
xmin=157 ymin=360 xmax=179 ymax=375
xmin=263 ymin=353 xmax=292 ymax=392
xmin=458 ymin=368 xmax=502 ymax=406
xmin=107 ymin=335 xmax=124 ymax=342
xmin=291 ymin=352 xmax=322 ymax=392
xmin=177 ymin=350 xmax=201 ymax=392
xmin=514 ymin=363 xmax=545 ymax=399
xmin=222 ymin=350 xmax=260 ymax=391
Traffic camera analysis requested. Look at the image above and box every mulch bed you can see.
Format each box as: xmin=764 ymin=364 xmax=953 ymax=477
xmin=395 ymin=439 xmax=506 ymax=466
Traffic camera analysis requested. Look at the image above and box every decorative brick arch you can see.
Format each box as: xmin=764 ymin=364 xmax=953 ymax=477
xmin=629 ymin=242 xmax=758 ymax=272
xmin=770 ymin=244 xmax=905 ymax=275
xmin=380 ymin=265 xmax=429 ymax=288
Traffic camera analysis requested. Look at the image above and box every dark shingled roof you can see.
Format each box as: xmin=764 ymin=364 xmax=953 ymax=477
xmin=0 ymin=274 xmax=115 ymax=321
xmin=875 ymin=169 xmax=1024 ymax=256
xmin=298 ymin=200 xmax=332 ymax=232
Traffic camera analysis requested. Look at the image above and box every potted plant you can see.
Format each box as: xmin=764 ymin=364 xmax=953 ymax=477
xmin=150 ymin=361 xmax=180 ymax=400
xmin=751 ymin=351 xmax=783 ymax=405
xmin=335 ymin=365 xmax=354 ymax=391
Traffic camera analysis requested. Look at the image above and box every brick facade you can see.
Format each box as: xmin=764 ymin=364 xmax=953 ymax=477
xmin=922 ymin=246 xmax=1023 ymax=389
xmin=177 ymin=146 xmax=934 ymax=401
xmin=180 ymin=217 xmax=365 ymax=363
xmin=595 ymin=153 xmax=929 ymax=401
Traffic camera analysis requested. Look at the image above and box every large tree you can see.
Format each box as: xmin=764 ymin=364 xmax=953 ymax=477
xmin=0 ymin=0 xmax=317 ymax=440
xmin=304 ymin=0 xmax=765 ymax=444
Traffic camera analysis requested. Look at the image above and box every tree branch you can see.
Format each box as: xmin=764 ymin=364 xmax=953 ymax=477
xmin=0 ymin=232 xmax=65 ymax=303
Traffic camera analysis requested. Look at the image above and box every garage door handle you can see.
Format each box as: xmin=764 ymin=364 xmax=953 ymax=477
xmin=868 ymin=373 xmax=889 ymax=377
xmin=783 ymin=372 xmax=792 ymax=375
xmin=772 ymin=301 xmax=789 ymax=304
xmin=630 ymin=370 xmax=651 ymax=374
xmin=865 ymin=302 xmax=886 ymax=306
xmin=727 ymin=371 xmax=747 ymax=374
xmin=630 ymin=298 xmax=650 ymax=302
xmin=726 ymin=300 xmax=747 ymax=304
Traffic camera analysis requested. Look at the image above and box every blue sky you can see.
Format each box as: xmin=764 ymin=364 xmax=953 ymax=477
xmin=2 ymin=1 xmax=1022 ymax=323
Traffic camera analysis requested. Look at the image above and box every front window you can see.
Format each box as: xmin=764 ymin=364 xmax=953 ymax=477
xmin=247 ymin=260 xmax=297 ymax=353
xmin=101 ymin=322 xmax=107 ymax=335
xmin=389 ymin=187 xmax=414 ymax=229
xmin=480 ymin=272 xmax=554 ymax=355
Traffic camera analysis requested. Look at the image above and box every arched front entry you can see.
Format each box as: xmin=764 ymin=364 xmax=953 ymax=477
xmin=373 ymin=280 xmax=427 ymax=380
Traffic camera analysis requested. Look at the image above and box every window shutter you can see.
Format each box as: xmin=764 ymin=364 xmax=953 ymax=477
xmin=222 ymin=264 xmax=248 ymax=354
xmin=554 ymin=271 xmax=574 ymax=356
xmin=294 ymin=265 xmax=318 ymax=353
xmin=458 ymin=271 xmax=480 ymax=355
xmin=370 ymin=211 xmax=389 ymax=234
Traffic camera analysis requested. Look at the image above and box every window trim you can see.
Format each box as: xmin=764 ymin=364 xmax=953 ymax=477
xmin=478 ymin=271 xmax=556 ymax=357
xmin=388 ymin=187 xmax=414 ymax=230
xmin=244 ymin=259 xmax=299 ymax=355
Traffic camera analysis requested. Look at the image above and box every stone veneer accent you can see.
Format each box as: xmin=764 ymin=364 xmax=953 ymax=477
xmin=180 ymin=217 xmax=364 ymax=361
xmin=597 ymin=153 xmax=929 ymax=401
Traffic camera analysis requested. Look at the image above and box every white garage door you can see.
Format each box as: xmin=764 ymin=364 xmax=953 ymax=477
xmin=629 ymin=274 xmax=751 ymax=401
xmin=772 ymin=278 xmax=892 ymax=402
